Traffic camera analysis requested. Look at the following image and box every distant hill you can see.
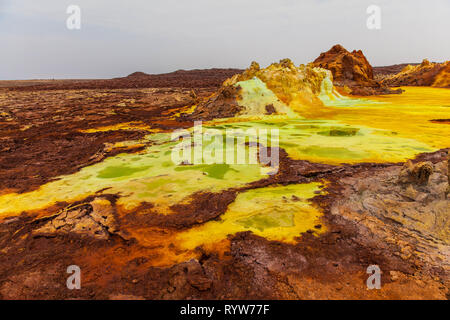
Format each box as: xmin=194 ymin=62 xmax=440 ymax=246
xmin=7 ymin=68 xmax=244 ymax=91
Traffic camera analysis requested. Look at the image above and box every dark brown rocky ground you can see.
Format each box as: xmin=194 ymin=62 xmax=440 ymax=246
xmin=2 ymin=68 xmax=243 ymax=92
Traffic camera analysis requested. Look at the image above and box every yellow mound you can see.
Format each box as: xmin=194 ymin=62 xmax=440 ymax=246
xmin=224 ymin=59 xmax=341 ymax=114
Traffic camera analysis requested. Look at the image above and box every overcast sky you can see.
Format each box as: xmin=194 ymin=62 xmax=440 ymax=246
xmin=1 ymin=0 xmax=449 ymax=79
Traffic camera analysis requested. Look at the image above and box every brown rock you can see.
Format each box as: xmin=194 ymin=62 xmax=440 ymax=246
xmin=313 ymin=44 xmax=399 ymax=95
xmin=189 ymin=84 xmax=243 ymax=120
xmin=399 ymin=161 xmax=433 ymax=185
xmin=33 ymin=197 xmax=118 ymax=239
xmin=381 ymin=60 xmax=450 ymax=88
xmin=265 ymin=104 xmax=276 ymax=115
xmin=390 ymin=271 xmax=401 ymax=282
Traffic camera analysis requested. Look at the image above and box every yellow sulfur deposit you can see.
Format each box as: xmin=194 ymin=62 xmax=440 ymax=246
xmin=300 ymin=86 xmax=450 ymax=149
xmin=79 ymin=121 xmax=157 ymax=133
xmin=225 ymin=59 xmax=338 ymax=114
xmin=0 ymin=133 xmax=266 ymax=218
xmin=176 ymin=182 xmax=326 ymax=250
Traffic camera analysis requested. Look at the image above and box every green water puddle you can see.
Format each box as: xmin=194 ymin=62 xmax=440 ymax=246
xmin=0 ymin=116 xmax=436 ymax=217
xmin=175 ymin=182 xmax=326 ymax=248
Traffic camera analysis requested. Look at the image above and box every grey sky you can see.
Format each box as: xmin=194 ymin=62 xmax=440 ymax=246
xmin=1 ymin=0 xmax=449 ymax=79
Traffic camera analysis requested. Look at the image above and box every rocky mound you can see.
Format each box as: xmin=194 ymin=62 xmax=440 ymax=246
xmin=125 ymin=71 xmax=150 ymax=78
xmin=432 ymin=62 xmax=450 ymax=88
xmin=190 ymin=59 xmax=337 ymax=120
xmin=333 ymin=152 xmax=450 ymax=272
xmin=33 ymin=197 xmax=121 ymax=240
xmin=313 ymin=44 xmax=400 ymax=96
xmin=373 ymin=63 xmax=420 ymax=81
xmin=381 ymin=59 xmax=450 ymax=88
